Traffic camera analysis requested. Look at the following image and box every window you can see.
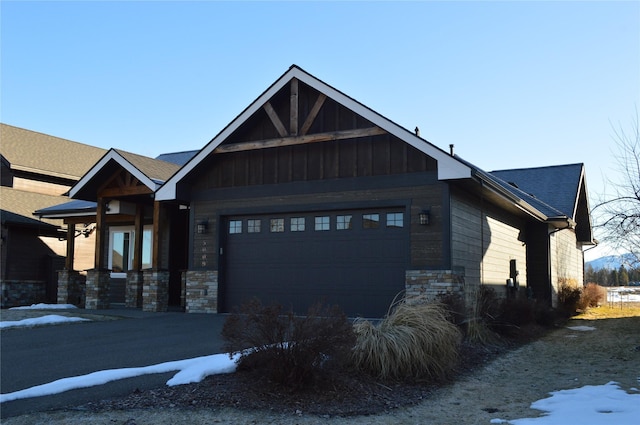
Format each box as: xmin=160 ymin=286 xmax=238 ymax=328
xmin=315 ymin=216 xmax=330 ymax=231
xmin=248 ymin=219 xmax=261 ymax=233
xmin=229 ymin=220 xmax=242 ymax=234
xmin=108 ymin=226 xmax=153 ymax=277
xmin=386 ymin=212 xmax=404 ymax=228
xmin=270 ymin=218 xmax=285 ymax=233
xmin=290 ymin=217 xmax=305 ymax=232
xmin=336 ymin=215 xmax=352 ymax=230
xmin=363 ymin=213 xmax=380 ymax=229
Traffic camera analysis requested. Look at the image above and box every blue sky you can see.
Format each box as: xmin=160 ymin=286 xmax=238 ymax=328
xmin=2 ymin=1 xmax=639 ymax=258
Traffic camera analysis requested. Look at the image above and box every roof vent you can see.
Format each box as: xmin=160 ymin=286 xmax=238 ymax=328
xmin=508 ymin=181 xmax=519 ymax=188
xmin=414 ymin=127 xmax=420 ymax=137
xmin=449 ymin=144 xmax=454 ymax=156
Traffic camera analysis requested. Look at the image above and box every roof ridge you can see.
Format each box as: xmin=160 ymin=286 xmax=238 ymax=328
xmin=491 ymin=163 xmax=583 ymax=173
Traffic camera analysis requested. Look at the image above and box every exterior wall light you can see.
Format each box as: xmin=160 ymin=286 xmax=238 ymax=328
xmin=196 ymin=220 xmax=208 ymax=234
xmin=419 ymin=210 xmax=430 ymax=225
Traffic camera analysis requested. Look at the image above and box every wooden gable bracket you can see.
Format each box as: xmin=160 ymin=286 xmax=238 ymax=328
xmin=98 ymin=169 xmax=153 ymax=198
xmin=231 ymin=79 xmax=384 ymax=155
xmin=215 ymin=126 xmax=387 ymax=154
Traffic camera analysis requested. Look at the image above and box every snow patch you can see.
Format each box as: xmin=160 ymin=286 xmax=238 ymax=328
xmin=0 ymin=315 xmax=90 ymax=330
xmin=493 ymin=382 xmax=640 ymax=424
xmin=567 ymin=325 xmax=596 ymax=332
xmin=0 ymin=352 xmax=239 ymax=403
xmin=9 ymin=303 xmax=78 ymax=310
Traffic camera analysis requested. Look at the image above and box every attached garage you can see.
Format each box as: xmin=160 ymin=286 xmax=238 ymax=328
xmin=221 ymin=207 xmax=409 ymax=317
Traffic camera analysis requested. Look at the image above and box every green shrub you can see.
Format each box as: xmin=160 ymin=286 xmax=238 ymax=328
xmin=221 ymin=298 xmax=355 ymax=389
xmin=352 ymin=301 xmax=462 ymax=381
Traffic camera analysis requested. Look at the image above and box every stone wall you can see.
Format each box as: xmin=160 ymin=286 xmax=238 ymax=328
xmin=1 ymin=280 xmax=46 ymax=308
xmin=185 ymin=270 xmax=218 ymax=313
xmin=405 ymin=270 xmax=465 ymax=304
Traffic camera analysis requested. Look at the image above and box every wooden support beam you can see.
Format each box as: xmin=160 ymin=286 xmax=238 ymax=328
xmin=214 ymin=126 xmax=386 ymax=154
xmin=65 ymin=223 xmax=75 ymax=271
xmin=290 ymin=78 xmax=298 ymax=136
xmin=94 ymin=197 xmax=107 ymax=270
xmin=152 ymin=201 xmax=161 ymax=269
xmin=133 ymin=204 xmax=144 ymax=271
xmin=263 ymin=102 xmax=288 ymax=138
xmin=300 ymin=93 xmax=326 ymax=136
xmin=100 ymin=185 xmax=153 ymax=198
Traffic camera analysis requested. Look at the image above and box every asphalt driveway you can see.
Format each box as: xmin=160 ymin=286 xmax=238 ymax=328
xmin=0 ymin=309 xmax=227 ymax=419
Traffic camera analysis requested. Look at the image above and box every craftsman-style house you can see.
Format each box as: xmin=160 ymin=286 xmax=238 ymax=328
xmin=40 ymin=65 xmax=594 ymax=317
xmin=0 ymin=124 xmax=106 ymax=307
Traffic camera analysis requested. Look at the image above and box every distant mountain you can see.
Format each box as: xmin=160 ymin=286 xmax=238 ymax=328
xmin=586 ymin=254 xmax=637 ymax=271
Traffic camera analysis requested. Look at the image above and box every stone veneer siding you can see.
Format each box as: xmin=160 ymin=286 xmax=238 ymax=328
xmin=405 ymin=270 xmax=465 ymax=304
xmin=185 ymin=270 xmax=218 ymax=314
xmin=85 ymin=269 xmax=110 ymax=309
xmin=57 ymin=270 xmax=86 ymax=307
xmin=126 ymin=271 xmax=144 ymax=308
xmin=142 ymin=270 xmax=170 ymax=312
xmin=1 ymin=280 xmax=46 ymax=308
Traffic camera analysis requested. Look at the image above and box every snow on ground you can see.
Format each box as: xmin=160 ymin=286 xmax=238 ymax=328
xmin=567 ymin=325 xmax=596 ymax=331
xmin=0 ymin=315 xmax=90 ymax=330
xmin=607 ymin=287 xmax=640 ymax=303
xmin=0 ymin=352 xmax=240 ymax=403
xmin=9 ymin=303 xmax=78 ymax=310
xmin=491 ymin=381 xmax=640 ymax=424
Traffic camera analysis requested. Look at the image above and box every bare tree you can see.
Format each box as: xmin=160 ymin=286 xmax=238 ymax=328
xmin=592 ymin=109 xmax=640 ymax=267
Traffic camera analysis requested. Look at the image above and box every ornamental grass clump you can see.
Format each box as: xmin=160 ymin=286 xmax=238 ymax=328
xmin=352 ymin=300 xmax=462 ymax=381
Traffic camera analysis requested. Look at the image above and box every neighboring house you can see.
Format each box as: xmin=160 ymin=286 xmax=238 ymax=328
xmin=0 ymin=124 xmax=106 ymax=307
xmin=47 ymin=65 xmax=595 ymax=316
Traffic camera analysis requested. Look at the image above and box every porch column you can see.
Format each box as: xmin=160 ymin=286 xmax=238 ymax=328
xmin=58 ymin=223 xmax=83 ymax=306
xmin=126 ymin=205 xmax=145 ymax=308
xmin=85 ymin=269 xmax=110 ymax=309
xmin=141 ymin=201 xmax=169 ymax=312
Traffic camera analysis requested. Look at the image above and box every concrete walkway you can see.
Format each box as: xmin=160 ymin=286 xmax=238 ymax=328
xmin=0 ymin=308 xmax=227 ymax=419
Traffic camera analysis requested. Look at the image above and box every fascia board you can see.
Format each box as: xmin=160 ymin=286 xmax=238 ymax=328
xmin=69 ymin=150 xmax=157 ymax=199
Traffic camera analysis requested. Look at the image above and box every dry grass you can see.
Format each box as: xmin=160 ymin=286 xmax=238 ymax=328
xmin=574 ymin=303 xmax=640 ymax=320
xmin=352 ymin=302 xmax=462 ymax=381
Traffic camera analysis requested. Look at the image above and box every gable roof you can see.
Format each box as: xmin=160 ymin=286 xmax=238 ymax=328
xmin=69 ymin=149 xmax=181 ymax=201
xmin=155 ymin=65 xmax=473 ymax=201
xmin=0 ymin=123 xmax=107 ymax=181
xmin=490 ymin=164 xmax=586 ymax=220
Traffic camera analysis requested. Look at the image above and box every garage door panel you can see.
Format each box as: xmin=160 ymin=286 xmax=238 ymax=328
xmin=222 ymin=208 xmax=408 ymax=317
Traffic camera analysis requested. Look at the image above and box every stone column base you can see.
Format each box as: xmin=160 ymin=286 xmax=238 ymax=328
xmin=57 ymin=270 xmax=86 ymax=307
xmin=126 ymin=271 xmax=144 ymax=308
xmin=142 ymin=270 xmax=169 ymax=312
xmin=85 ymin=269 xmax=110 ymax=309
